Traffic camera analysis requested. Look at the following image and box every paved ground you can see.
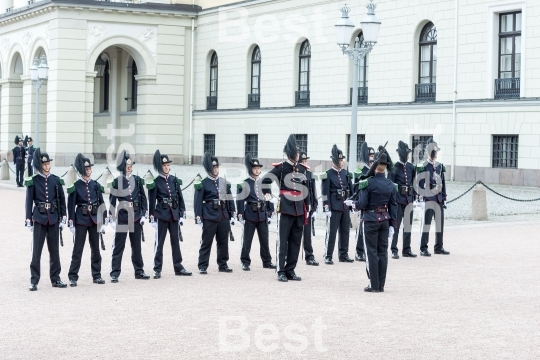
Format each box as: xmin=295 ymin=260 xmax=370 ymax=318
xmin=1 ymin=185 xmax=539 ymax=359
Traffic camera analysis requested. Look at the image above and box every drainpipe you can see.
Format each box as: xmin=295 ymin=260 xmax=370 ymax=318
xmin=188 ymin=1 xmax=195 ymax=164
xmin=451 ymin=0 xmax=458 ymax=181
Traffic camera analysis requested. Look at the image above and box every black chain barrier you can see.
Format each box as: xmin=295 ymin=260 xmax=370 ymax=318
xmin=446 ymin=180 xmax=540 ymax=203
xmin=446 ymin=181 xmax=481 ymax=204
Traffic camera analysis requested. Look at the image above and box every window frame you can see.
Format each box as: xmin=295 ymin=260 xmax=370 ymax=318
xmin=411 ymin=135 xmax=433 ymax=163
xmin=298 ymin=40 xmax=311 ymax=92
xmin=203 ymin=134 xmax=216 ymax=155
xmin=492 ymin=135 xmax=519 ymax=168
xmin=294 ymin=134 xmax=308 ymax=154
xmin=130 ymin=60 xmax=138 ymax=111
xmin=418 ymin=22 xmax=437 ymax=85
xmin=245 ymin=134 xmax=258 ymax=158
xmin=251 ymin=46 xmax=261 ymax=95
xmin=498 ymin=11 xmax=522 ymax=79
xmin=103 ymin=60 xmax=110 ymax=112
xmin=210 ymin=52 xmax=218 ymax=97
xmin=346 ymin=134 xmax=366 ymax=162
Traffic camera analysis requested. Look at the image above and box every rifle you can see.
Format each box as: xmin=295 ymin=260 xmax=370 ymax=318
xmin=56 ymin=184 xmax=64 ymax=247
xmin=174 ymin=175 xmax=184 ymax=243
xmin=348 ymin=141 xmax=389 ymax=201
xmin=138 ymin=175 xmax=146 ymax=242
xmin=312 ymin=216 xmax=315 ymax=237
xmin=230 ymin=230 xmax=235 ymax=242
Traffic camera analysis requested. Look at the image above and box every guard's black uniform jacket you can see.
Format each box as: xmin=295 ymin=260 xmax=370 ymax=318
xmin=67 ymin=179 xmax=107 ymax=226
xmin=194 ymin=176 xmax=235 ymax=222
xmin=109 ymin=175 xmax=148 ymax=224
xmin=307 ymin=170 xmax=318 ymax=212
xmin=321 ymin=167 xmax=353 ymax=212
xmin=355 ymin=173 xmax=398 ymax=226
xmin=147 ymin=174 xmax=186 ymax=222
xmin=27 ymin=145 xmax=35 ymax=165
xmin=262 ymin=159 xmax=310 ymax=216
xmin=387 ymin=161 xmax=416 ymax=205
xmin=13 ymin=145 xmax=26 ymax=165
xmin=417 ymin=161 xmax=446 ymax=203
xmin=236 ymin=177 xmax=272 ymax=223
xmin=25 ymin=173 xmax=66 ymax=225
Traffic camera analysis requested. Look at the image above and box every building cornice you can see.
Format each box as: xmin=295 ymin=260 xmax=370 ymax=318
xmin=0 ymin=0 xmax=201 ymax=26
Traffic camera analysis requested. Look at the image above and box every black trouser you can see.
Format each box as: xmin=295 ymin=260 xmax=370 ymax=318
xmin=198 ymin=218 xmax=230 ymax=269
xmin=241 ymin=220 xmax=272 ymax=266
xmin=391 ymin=203 xmax=413 ymax=254
xmin=111 ymin=220 xmax=145 ymax=278
xmin=324 ymin=210 xmax=350 ymax=260
xmin=355 ymin=212 xmax=365 ymax=255
xmin=16 ymin=163 xmax=24 ymax=185
xmin=27 ymin=164 xmax=33 ymax=177
xmin=363 ymin=220 xmax=389 ymax=291
xmin=303 ymin=213 xmax=315 ymax=261
xmin=276 ymin=214 xmax=303 ymax=276
xmin=68 ymin=224 xmax=102 ymax=281
xmin=30 ymin=222 xmax=61 ymax=285
xmin=420 ymin=201 xmax=444 ymax=252
xmin=153 ymin=219 xmax=184 ymax=273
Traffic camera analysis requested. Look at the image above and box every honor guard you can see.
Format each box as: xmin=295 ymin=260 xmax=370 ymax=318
xmin=352 ymin=142 xmax=375 ymax=262
xmin=108 ymin=151 xmax=151 ymax=282
xmin=194 ymin=152 xmax=236 ymax=274
xmin=387 ymin=141 xmax=417 ymax=259
xmin=25 ymin=136 xmax=35 ymax=177
xmin=67 ymin=154 xmax=108 ymax=286
xmin=261 ymin=135 xmax=309 ymax=282
xmin=320 ymin=145 xmax=354 ymax=264
xmin=12 ymin=136 xmax=26 ymax=187
xmin=25 ymin=148 xmax=68 ymax=291
xmin=347 ymin=147 xmax=397 ymax=293
xmin=300 ymin=151 xmax=319 ymax=266
xmin=236 ymin=154 xmax=276 ymax=271
xmin=416 ymin=138 xmax=450 ymax=256
xmin=146 ymin=150 xmax=191 ymax=278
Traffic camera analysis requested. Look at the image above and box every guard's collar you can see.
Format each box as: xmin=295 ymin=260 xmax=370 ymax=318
xmin=286 ymin=159 xmax=295 ymax=166
xmin=208 ymin=174 xmax=218 ymax=181
xmin=159 ymin=173 xmax=169 ymax=180
xmin=332 ymin=166 xmax=341 ymax=173
xmin=249 ymin=176 xmax=258 ymax=181
xmin=38 ymin=172 xmax=50 ymax=179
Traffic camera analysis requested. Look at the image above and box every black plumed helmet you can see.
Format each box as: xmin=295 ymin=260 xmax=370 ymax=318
xmin=374 ymin=146 xmax=394 ymax=172
xmin=117 ymin=150 xmax=135 ymax=175
xmin=74 ymin=153 xmax=93 ymax=176
xmin=33 ymin=148 xmax=52 ymax=174
xmin=245 ymin=153 xmax=262 ymax=176
xmin=425 ymin=137 xmax=441 ymax=160
xmin=202 ymin=152 xmax=219 ymax=175
xmin=397 ymin=141 xmax=412 ymax=163
xmin=283 ymin=135 xmax=298 ymax=160
xmin=14 ymin=135 xmax=22 ymax=145
xmin=330 ymin=144 xmax=345 ymax=166
xmin=359 ymin=142 xmax=370 ymax=165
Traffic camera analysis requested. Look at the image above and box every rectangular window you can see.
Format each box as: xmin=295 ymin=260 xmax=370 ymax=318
xmin=203 ymin=134 xmax=215 ymax=155
xmin=245 ymin=134 xmax=258 ymax=158
xmin=346 ymin=134 xmax=366 ymax=162
xmin=294 ymin=134 xmax=308 ymax=153
xmin=411 ymin=135 xmax=433 ymax=162
xmin=492 ymin=135 xmax=518 ymax=168
xmin=499 ymin=12 xmax=521 ymax=79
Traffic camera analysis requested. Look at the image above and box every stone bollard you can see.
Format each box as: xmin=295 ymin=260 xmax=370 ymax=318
xmin=471 ymin=184 xmax=488 ymax=221
xmin=98 ymin=167 xmax=113 ymax=194
xmin=0 ymin=159 xmax=10 ymax=180
xmin=64 ymin=165 xmax=77 ymax=187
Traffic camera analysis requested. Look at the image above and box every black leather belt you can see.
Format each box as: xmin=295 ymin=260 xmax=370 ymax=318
xmin=78 ymin=203 xmax=99 ymax=215
xmin=37 ymin=202 xmax=55 ymax=213
xmin=119 ymin=201 xmax=139 ymax=210
xmin=203 ymin=199 xmax=226 ymax=209
xmin=247 ymin=201 xmax=266 ymax=211
xmin=399 ymin=186 xmax=414 ymax=195
xmin=366 ymin=206 xmax=388 ymax=213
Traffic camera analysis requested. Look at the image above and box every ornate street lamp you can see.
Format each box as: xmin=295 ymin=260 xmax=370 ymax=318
xmin=30 ymin=55 xmax=49 ymax=148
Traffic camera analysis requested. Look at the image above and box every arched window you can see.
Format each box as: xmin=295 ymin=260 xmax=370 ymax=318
xmin=416 ymin=22 xmax=437 ymax=102
xmin=208 ymin=52 xmax=218 ymax=110
xmin=296 ymin=40 xmax=311 ymax=107
xmin=131 ymin=60 xmax=137 ymax=111
xmin=419 ymin=22 xmax=437 ymax=84
xmin=352 ymin=33 xmax=368 ymax=104
xmin=248 ymin=46 xmax=261 ymax=108
xmin=104 ymin=60 xmax=110 ymax=112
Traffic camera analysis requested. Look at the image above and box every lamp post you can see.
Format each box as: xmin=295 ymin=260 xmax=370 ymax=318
xmin=335 ymin=1 xmax=381 ymax=172
xmin=29 ymin=55 xmax=49 ymax=148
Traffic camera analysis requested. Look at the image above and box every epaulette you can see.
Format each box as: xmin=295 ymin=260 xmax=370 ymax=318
xmin=99 ymin=184 xmax=105 ymax=193
xmin=237 ymin=178 xmax=248 ymax=191
xmin=67 ymin=183 xmax=75 ymax=194
xmin=24 ymin=174 xmax=37 ymax=187
xmin=272 ymin=162 xmax=283 ymax=167
xmin=226 ymin=181 xmax=231 ymax=188
xmin=194 ymin=179 xmax=203 ymax=190
xmin=145 ymin=177 xmax=156 ymax=190
xmin=441 ymin=164 xmax=446 ymax=173
xmin=416 ymin=164 xmax=425 ymax=173
xmin=177 ymin=178 xmax=183 ymax=186
xmin=358 ymin=178 xmax=371 ymax=190
xmin=347 ymin=172 xmax=353 ymax=180
xmin=313 ymin=172 xmax=327 ymax=181
xmin=106 ymin=178 xmax=116 ymax=189
xmin=297 ymin=162 xmax=310 ymax=170
xmin=49 ymin=174 xmax=65 ymax=186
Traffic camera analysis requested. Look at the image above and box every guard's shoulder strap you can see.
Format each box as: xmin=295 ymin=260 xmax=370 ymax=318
xmin=272 ymin=162 xmax=283 ymax=167
xmin=358 ymin=177 xmax=371 ymax=190
xmin=106 ymin=177 xmax=116 ymax=189
xmin=415 ymin=164 xmax=425 ymax=173
xmin=99 ymin=184 xmax=105 ymax=193
xmin=194 ymin=179 xmax=203 ymax=190
xmin=237 ymin=178 xmax=248 ymax=190
xmin=441 ymin=164 xmax=446 ymax=173
xmin=24 ymin=174 xmax=37 ymax=187
xmin=145 ymin=177 xmax=156 ymax=190
xmin=67 ymin=183 xmax=76 ymax=194
xmin=314 ymin=172 xmax=327 ymax=181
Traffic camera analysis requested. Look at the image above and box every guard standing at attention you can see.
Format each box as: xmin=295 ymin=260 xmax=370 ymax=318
xmin=236 ymin=154 xmax=276 ymax=271
xmin=25 ymin=148 xmax=68 ymax=291
xmin=12 ymin=136 xmax=26 ymax=187
xmin=146 ymin=150 xmax=191 ymax=278
xmin=108 ymin=150 xmax=150 ymax=282
xmin=194 ymin=152 xmax=236 ymax=274
xmin=67 ymin=154 xmax=108 ymax=286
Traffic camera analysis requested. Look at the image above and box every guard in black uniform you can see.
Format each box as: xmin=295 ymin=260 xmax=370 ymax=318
xmin=352 ymin=142 xmax=375 ymax=262
xmin=300 ymin=151 xmax=319 ymax=266
xmin=236 ymin=154 xmax=276 ymax=271
xmin=261 ymin=135 xmax=310 ymax=282
xmin=25 ymin=148 xmax=68 ymax=291
xmin=387 ymin=141 xmax=417 ymax=259
xmin=108 ymin=151 xmax=151 ymax=282
xmin=147 ymin=150 xmax=191 ymax=278
xmin=12 ymin=135 xmax=26 ymax=187
xmin=25 ymin=136 xmax=35 ymax=177
xmin=417 ymin=138 xmax=450 ymax=256
xmin=348 ymin=147 xmax=397 ymax=293
xmin=194 ymin=152 xmax=236 ymax=274
xmin=320 ymin=145 xmax=354 ymax=264
xmin=67 ymin=154 xmax=108 ymax=286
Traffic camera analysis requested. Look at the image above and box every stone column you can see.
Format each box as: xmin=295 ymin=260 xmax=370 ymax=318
xmin=0 ymin=79 xmax=23 ymax=160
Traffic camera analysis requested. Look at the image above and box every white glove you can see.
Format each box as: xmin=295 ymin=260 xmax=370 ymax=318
xmin=230 ymin=218 xmax=235 ymax=226
xmin=311 ymin=212 xmax=317 ymax=219
xmin=269 ymin=197 xmax=278 ymax=204
xmin=109 ymin=220 xmax=117 ymax=230
xmin=59 ymin=216 xmax=67 ymax=231
xmin=266 ymin=216 xmax=271 ymax=225
xmin=324 ymin=206 xmax=332 ymax=218
xmin=344 ymin=199 xmax=354 ymax=207
xmin=25 ymin=219 xmax=33 ymax=233
xmin=178 ymin=217 xmax=184 ymax=226
xmin=139 ymin=216 xmax=146 ymax=226
xmin=196 ymin=217 xmax=203 ymax=229
xmin=69 ymin=220 xmax=75 ymax=235
xmin=99 ymin=225 xmax=106 ymax=234
xmin=238 ymin=215 xmax=246 ymax=225
xmin=388 ymin=226 xmax=395 ymax=240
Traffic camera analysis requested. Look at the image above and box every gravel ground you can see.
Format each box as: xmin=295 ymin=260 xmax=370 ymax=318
xmin=0 ymin=187 xmax=539 ymax=359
